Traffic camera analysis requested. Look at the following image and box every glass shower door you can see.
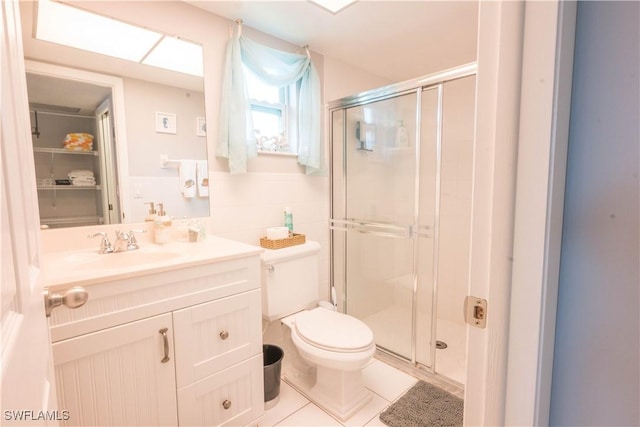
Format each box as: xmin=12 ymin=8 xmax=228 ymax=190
xmin=331 ymin=69 xmax=476 ymax=385
xmin=332 ymin=89 xmax=439 ymax=364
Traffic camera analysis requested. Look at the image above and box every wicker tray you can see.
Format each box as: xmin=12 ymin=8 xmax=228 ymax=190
xmin=260 ymin=233 xmax=306 ymax=250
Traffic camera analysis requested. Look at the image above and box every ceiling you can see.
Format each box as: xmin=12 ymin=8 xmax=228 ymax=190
xmin=187 ymin=0 xmax=479 ymax=82
xmin=22 ymin=1 xmax=479 ymax=113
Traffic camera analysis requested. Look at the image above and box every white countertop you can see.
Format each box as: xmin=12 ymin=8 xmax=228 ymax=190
xmin=41 ymin=236 xmax=263 ymax=290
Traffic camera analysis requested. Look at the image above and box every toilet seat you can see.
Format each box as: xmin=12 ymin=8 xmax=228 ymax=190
xmin=295 ymin=308 xmax=374 ymax=353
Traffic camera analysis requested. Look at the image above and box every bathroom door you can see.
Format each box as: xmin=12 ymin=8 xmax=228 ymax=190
xmin=332 ymin=88 xmax=439 ymax=365
xmin=1 ymin=0 xmax=58 ymax=419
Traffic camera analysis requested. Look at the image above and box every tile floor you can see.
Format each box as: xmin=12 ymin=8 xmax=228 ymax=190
xmin=254 ymin=356 xmax=463 ymax=427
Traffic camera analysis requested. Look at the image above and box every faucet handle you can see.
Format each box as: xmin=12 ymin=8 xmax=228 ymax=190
xmin=128 ymin=229 xmax=147 ymax=249
xmin=88 ymin=232 xmax=113 ymax=254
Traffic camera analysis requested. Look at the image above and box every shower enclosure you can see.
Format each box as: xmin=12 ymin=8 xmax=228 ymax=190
xmin=330 ymin=64 xmax=476 ymax=385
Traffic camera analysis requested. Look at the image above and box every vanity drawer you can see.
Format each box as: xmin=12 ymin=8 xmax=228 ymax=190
xmin=177 ymin=354 xmax=263 ymax=427
xmin=49 ymin=255 xmax=260 ymax=342
xmin=173 ymin=289 xmax=262 ymax=388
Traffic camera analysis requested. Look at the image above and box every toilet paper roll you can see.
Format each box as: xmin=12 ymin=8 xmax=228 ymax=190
xmin=266 ymin=226 xmax=290 ymax=240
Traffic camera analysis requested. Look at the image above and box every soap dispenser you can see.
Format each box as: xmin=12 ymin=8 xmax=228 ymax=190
xmin=153 ymin=203 xmax=173 ymax=244
xmin=144 ymin=202 xmax=157 ymax=222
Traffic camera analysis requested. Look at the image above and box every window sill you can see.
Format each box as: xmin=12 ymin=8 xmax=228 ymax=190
xmin=257 ymin=150 xmax=298 ymax=158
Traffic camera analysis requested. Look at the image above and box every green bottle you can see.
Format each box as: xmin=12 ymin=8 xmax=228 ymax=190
xmin=284 ymin=207 xmax=293 ymax=236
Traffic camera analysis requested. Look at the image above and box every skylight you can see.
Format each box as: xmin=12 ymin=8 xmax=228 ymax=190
xmin=35 ymin=0 xmax=203 ymax=77
xmin=308 ymin=0 xmax=358 ymax=14
xmin=142 ymin=36 xmax=204 ymax=77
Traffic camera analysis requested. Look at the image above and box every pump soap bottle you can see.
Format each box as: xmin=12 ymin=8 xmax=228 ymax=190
xmin=154 ymin=203 xmax=173 ymax=244
xmin=144 ymin=202 xmax=157 ymax=222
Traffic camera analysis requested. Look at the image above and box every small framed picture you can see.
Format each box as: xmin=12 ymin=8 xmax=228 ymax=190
xmin=196 ymin=117 xmax=206 ymax=137
xmin=156 ymin=112 xmax=176 ymax=134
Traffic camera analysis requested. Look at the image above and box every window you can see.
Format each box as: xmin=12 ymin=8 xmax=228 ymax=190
xmin=243 ymin=66 xmax=298 ymax=154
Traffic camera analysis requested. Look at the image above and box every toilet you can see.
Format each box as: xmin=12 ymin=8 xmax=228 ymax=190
xmin=261 ymin=241 xmax=375 ymax=421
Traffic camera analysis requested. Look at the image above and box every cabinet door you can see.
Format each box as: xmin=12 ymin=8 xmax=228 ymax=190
xmin=173 ymin=289 xmax=262 ymax=388
xmin=52 ymin=313 xmax=178 ymax=426
xmin=177 ymin=355 xmax=264 ymax=427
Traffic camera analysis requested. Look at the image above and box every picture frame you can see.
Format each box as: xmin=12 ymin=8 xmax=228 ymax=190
xmin=196 ymin=117 xmax=206 ymax=137
xmin=156 ymin=112 xmax=176 ymax=134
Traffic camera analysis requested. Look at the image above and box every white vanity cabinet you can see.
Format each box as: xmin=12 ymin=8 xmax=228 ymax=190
xmin=173 ymin=290 xmax=264 ymax=426
xmin=173 ymin=290 xmax=262 ymax=387
xmin=45 ymin=246 xmax=265 ymax=427
xmin=52 ymin=313 xmax=178 ymax=426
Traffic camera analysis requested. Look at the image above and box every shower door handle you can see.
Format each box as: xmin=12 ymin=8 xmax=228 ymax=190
xmin=414 ymin=225 xmax=432 ymax=238
xmin=330 ymin=218 xmax=412 ymax=239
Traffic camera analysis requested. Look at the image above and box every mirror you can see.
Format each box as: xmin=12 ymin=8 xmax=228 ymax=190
xmin=21 ymin=2 xmax=209 ymax=228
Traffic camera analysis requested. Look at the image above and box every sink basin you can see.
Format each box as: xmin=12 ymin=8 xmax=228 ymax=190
xmin=69 ymin=249 xmax=183 ymax=270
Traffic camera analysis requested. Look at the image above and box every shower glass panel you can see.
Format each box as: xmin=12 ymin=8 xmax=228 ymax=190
xmin=337 ymin=90 xmax=439 ymax=365
xmin=330 ymin=64 xmax=476 ymax=386
xmin=415 ymin=87 xmax=440 ymax=367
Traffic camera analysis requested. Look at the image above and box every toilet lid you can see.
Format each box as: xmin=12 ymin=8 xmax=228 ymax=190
xmin=295 ymin=308 xmax=374 ymax=352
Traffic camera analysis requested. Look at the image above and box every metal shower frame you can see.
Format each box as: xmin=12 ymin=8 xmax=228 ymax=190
xmin=328 ymin=62 xmax=477 ymax=375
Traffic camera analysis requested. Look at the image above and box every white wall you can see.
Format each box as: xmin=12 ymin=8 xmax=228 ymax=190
xmin=123 ymin=77 xmax=209 ymax=222
xmin=549 ymin=2 xmax=639 ymax=425
xmin=323 ymin=56 xmax=391 ymax=103
xmin=124 ymin=78 xmax=206 ymax=177
xmin=208 ymin=171 xmax=331 ymax=300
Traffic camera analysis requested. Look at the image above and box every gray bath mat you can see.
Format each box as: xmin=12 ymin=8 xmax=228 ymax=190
xmin=379 ymin=381 xmax=463 ymax=427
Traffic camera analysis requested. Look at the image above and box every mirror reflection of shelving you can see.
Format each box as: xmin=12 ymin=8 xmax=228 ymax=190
xmin=30 ymin=106 xmax=114 ymax=229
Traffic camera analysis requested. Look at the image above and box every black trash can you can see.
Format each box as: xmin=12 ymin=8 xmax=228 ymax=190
xmin=263 ymin=344 xmax=284 ymax=406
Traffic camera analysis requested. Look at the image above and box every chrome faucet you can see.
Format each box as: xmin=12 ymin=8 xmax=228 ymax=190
xmin=88 ymin=232 xmax=113 ymax=254
xmin=113 ymin=229 xmax=146 ymax=252
xmin=89 ymin=229 xmax=146 ymax=254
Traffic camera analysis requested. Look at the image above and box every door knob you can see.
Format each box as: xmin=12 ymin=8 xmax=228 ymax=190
xmin=44 ymin=286 xmax=88 ymax=317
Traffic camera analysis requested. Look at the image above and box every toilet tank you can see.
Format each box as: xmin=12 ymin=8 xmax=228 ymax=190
xmin=261 ymin=241 xmax=320 ymax=321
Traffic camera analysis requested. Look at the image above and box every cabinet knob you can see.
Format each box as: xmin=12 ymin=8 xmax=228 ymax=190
xmin=219 ymin=330 xmax=229 ymax=340
xmin=222 ymin=400 xmax=232 ymax=410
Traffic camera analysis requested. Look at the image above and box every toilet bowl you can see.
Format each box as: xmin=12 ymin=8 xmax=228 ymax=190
xmin=284 ymin=307 xmax=375 ymax=420
xmin=291 ymin=307 xmax=375 ymax=371
xmin=261 ymin=242 xmax=376 ymax=421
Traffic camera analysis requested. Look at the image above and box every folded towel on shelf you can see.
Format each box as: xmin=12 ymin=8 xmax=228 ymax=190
xmin=179 ymin=160 xmax=197 ymax=198
xmin=71 ymin=176 xmax=96 ymax=183
xmin=67 ymin=170 xmax=96 ymax=186
xmin=68 ymin=170 xmax=94 ymax=180
xmin=196 ymin=160 xmax=209 ymax=198
xmin=64 ymin=133 xmax=94 ymax=151
xmin=71 ymin=178 xmax=96 ymax=186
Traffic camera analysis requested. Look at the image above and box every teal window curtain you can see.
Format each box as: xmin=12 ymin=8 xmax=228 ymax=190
xmin=217 ymin=29 xmax=322 ymax=174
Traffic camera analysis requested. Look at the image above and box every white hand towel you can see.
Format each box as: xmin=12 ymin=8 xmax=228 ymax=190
xmin=68 ymin=170 xmax=94 ymax=180
xmin=179 ymin=160 xmax=197 ymax=198
xmin=196 ymin=160 xmax=209 ymax=197
xmin=71 ymin=177 xmax=96 ymax=184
